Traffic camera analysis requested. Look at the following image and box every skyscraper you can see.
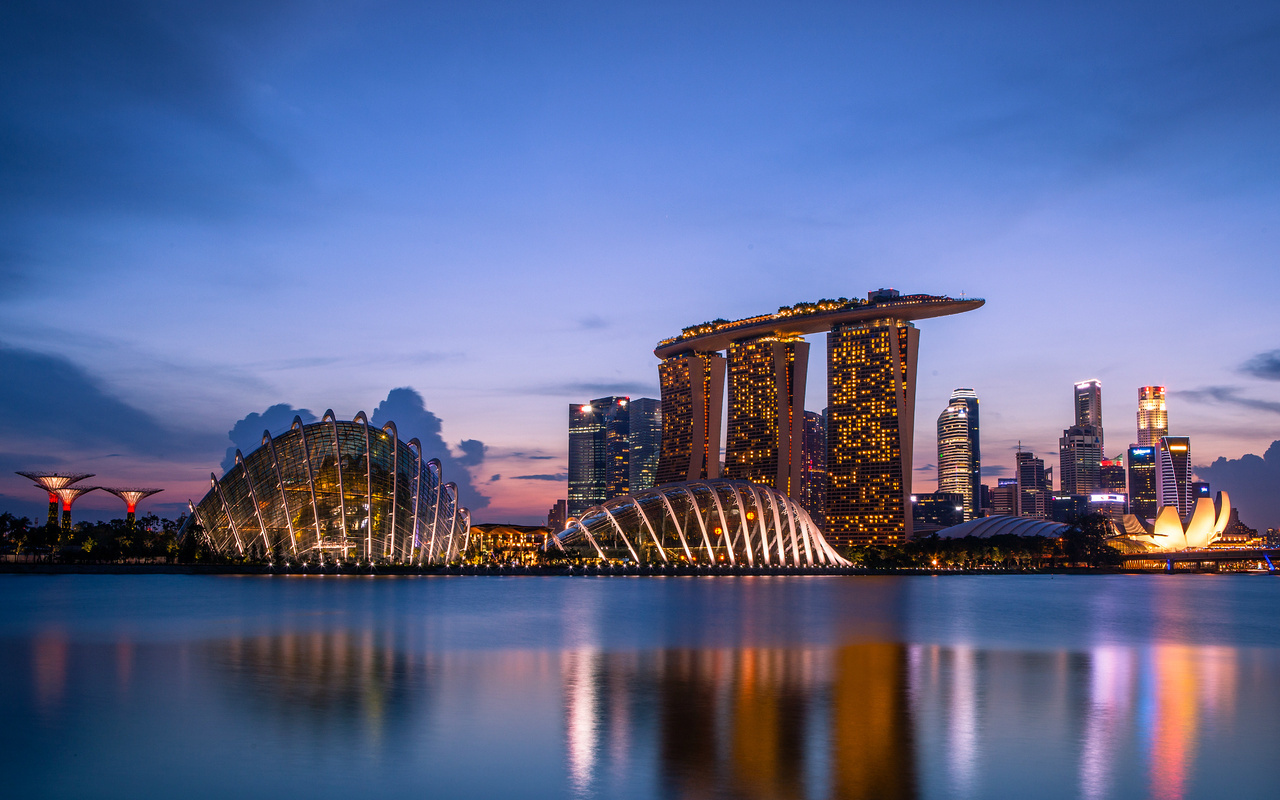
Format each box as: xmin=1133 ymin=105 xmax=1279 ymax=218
xmin=1137 ymin=385 xmax=1168 ymax=447
xmin=1015 ymin=450 xmax=1048 ymax=518
xmin=627 ymin=398 xmax=663 ymax=492
xmin=1060 ymin=380 xmax=1104 ymax=496
xmin=656 ymin=353 xmax=726 ymax=484
xmin=1059 ymin=425 xmax=1103 ymax=495
xmin=723 ymin=337 xmax=809 ymax=496
xmin=1075 ymin=379 xmax=1103 ymax=428
xmin=800 ymin=410 xmax=827 ymax=526
xmin=936 ymin=388 xmax=980 ymax=521
xmin=826 ymin=318 xmax=918 ymax=545
xmin=1127 ymin=445 xmax=1157 ymax=519
xmin=1156 ymin=436 xmax=1192 ymax=517
xmin=1099 ymin=456 xmax=1127 ymax=495
xmin=568 ymin=396 xmax=629 ymax=517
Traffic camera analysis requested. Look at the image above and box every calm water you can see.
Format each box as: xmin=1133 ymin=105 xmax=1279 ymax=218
xmin=2 ymin=574 xmax=1279 ymax=799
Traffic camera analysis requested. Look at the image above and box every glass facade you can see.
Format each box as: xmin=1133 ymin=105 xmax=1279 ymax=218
xmin=656 ymin=353 xmax=726 ymax=484
xmin=936 ymin=389 xmax=980 ymax=521
xmin=723 ymin=337 xmax=808 ymax=496
xmin=825 ymin=319 xmax=918 ymax=546
xmin=549 ymin=480 xmax=848 ymax=566
xmin=568 ymin=397 xmax=629 ymax=517
xmin=627 ymin=398 xmax=663 ymax=492
xmin=1127 ymin=446 xmax=1157 ymax=520
xmin=191 ymin=412 xmax=470 ymax=563
xmin=1137 ymin=385 xmax=1168 ymax=448
xmin=800 ymin=410 xmax=826 ymax=527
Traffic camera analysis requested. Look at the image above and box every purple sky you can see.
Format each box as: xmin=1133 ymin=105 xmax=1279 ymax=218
xmin=3 ymin=1 xmax=1279 ymax=526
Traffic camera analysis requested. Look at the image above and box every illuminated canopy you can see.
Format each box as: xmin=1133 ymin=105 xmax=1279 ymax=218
xmin=191 ymin=411 xmax=470 ymax=563
xmin=548 ymin=480 xmax=849 ymax=566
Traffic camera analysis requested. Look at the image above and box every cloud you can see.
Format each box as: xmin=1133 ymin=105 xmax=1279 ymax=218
xmin=1241 ymin=350 xmax=1280 ymax=381
xmin=0 ymin=342 xmax=220 ymax=458
xmin=511 ymin=473 xmax=568 ymax=482
xmin=578 ymin=315 xmax=610 ymax=330
xmin=1173 ymin=386 xmax=1280 ymax=415
xmin=1196 ymin=441 xmax=1280 ymax=528
xmin=489 ymin=474 xmax=501 ymax=482
xmin=914 ymin=463 xmax=935 ymax=472
xmin=370 ymin=387 xmax=489 ymax=512
xmin=529 ymin=382 xmax=660 ymax=398
xmin=983 ymin=465 xmax=1009 ymax=477
xmin=222 ymin=403 xmax=317 ymax=472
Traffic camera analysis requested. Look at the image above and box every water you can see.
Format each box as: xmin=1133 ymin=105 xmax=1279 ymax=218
xmin=2 ymin=574 xmax=1278 ymax=799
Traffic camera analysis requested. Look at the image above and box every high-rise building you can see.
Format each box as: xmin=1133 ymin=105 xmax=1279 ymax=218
xmin=1016 ymin=450 xmax=1048 ymax=519
xmin=991 ymin=478 xmax=1018 ymax=516
xmin=1060 ymin=425 xmax=1103 ymax=495
xmin=627 ymin=398 xmax=663 ymax=492
xmin=568 ymin=396 xmax=629 ymax=517
xmin=1075 ymin=379 xmax=1103 ymax=428
xmin=723 ymin=337 xmax=809 ymax=496
xmin=1127 ymin=445 xmax=1157 ymax=519
xmin=1156 ymin=436 xmax=1192 ymax=517
xmin=656 ymin=353 xmax=726 ymax=484
xmin=653 ymin=290 xmax=983 ymax=545
xmin=547 ymin=499 xmax=567 ymax=532
xmin=800 ymin=410 xmax=827 ymax=526
xmin=1137 ymin=386 xmax=1168 ymax=447
xmin=826 ymin=318 xmax=919 ymax=545
xmin=1190 ymin=481 xmax=1211 ymax=505
xmin=910 ymin=492 xmax=965 ymax=530
xmin=936 ymin=388 xmax=980 ymax=521
xmin=1099 ymin=456 xmax=1127 ymax=495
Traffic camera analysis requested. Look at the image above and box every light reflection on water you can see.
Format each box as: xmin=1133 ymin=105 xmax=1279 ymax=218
xmin=2 ymin=575 xmax=1279 ymax=799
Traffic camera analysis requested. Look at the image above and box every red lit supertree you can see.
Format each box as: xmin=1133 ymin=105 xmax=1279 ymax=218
xmin=16 ymin=472 xmax=94 ymax=528
xmin=101 ymin=488 xmax=163 ymax=528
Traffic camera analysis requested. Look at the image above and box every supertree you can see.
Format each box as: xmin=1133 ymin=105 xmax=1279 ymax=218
xmin=101 ymin=488 xmax=163 ymax=528
xmin=15 ymin=472 xmax=94 ymax=528
xmin=51 ymin=486 xmax=98 ymax=533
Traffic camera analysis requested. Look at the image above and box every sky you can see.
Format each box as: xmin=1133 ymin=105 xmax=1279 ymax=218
xmin=2 ymin=1 xmax=1279 ymax=527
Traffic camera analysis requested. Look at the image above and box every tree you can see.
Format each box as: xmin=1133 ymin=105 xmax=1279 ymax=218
xmin=1062 ymin=513 xmax=1123 ymax=567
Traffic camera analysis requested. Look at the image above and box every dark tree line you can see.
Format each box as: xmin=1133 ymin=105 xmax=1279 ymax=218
xmin=0 ymin=512 xmax=218 ymax=564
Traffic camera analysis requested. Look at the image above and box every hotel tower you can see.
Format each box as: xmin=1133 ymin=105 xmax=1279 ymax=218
xmin=654 ymin=289 xmax=983 ymax=546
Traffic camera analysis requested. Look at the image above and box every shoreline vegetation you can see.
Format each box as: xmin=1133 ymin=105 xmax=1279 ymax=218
xmin=2 ymin=510 xmax=1241 ymax=575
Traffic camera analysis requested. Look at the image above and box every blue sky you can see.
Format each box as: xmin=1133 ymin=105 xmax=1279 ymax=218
xmin=3 ymin=1 xmax=1279 ymax=526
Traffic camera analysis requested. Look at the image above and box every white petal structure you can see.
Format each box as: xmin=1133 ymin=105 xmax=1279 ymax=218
xmin=190 ymin=412 xmax=469 ymax=564
xmin=548 ymin=480 xmax=850 ymax=566
xmin=1116 ymin=491 xmax=1232 ymax=553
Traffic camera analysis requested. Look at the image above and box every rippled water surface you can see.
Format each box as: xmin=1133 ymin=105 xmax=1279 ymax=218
xmin=2 ymin=574 xmax=1279 ymax=799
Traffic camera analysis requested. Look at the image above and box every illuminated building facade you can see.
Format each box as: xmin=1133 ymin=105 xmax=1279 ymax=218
xmin=1015 ymin=450 xmax=1048 ymax=519
xmin=627 ymin=397 xmax=662 ymax=492
xmin=191 ymin=411 xmax=471 ymax=562
xmin=991 ymin=478 xmax=1018 ymax=516
xmin=547 ymin=499 xmax=567 ymax=532
xmin=1075 ymin=379 xmax=1103 ymax=428
xmin=937 ymin=388 xmax=980 ymax=521
xmin=1156 ymin=436 xmax=1192 ymax=517
xmin=15 ymin=471 xmax=94 ymax=528
xmin=800 ymin=410 xmax=827 ymax=526
xmin=1137 ymin=385 xmax=1168 ymax=447
xmin=656 ymin=353 xmax=726 ymax=485
xmin=827 ymin=319 xmax=919 ymax=545
xmin=1127 ymin=446 xmax=1157 ymax=519
xmin=548 ymin=479 xmax=848 ymax=566
xmin=1100 ymin=457 xmax=1127 ymax=495
xmin=102 ymin=487 xmax=162 ymax=527
xmin=724 ymin=337 xmax=809 ymax=496
xmin=568 ymin=396 xmax=629 ymax=517
xmin=654 ymin=290 xmax=983 ymax=545
xmin=1060 ymin=425 xmax=1103 ymax=495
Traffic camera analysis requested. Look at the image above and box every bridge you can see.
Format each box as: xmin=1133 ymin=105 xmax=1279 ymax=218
xmin=1121 ymin=548 xmax=1280 ymax=571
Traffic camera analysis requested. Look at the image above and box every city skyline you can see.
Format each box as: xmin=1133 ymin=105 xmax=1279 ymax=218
xmin=3 ymin=2 xmax=1280 ymax=527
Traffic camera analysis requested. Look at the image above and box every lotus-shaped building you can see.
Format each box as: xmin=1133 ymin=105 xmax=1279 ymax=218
xmin=190 ymin=411 xmax=470 ymax=563
xmin=1111 ymin=492 xmax=1231 ymax=553
xmin=547 ymin=480 xmax=849 ymax=566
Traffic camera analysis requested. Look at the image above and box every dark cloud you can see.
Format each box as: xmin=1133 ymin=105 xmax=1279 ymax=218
xmin=1174 ymin=386 xmax=1280 ymax=415
xmin=489 ymin=474 xmax=501 ymax=482
xmin=222 ymin=403 xmax=317 ymax=472
xmin=527 ymin=455 xmax=555 ymax=460
xmin=1241 ymin=350 xmax=1280 ymax=381
xmin=370 ymin=387 xmax=489 ymax=512
xmin=578 ymin=315 xmax=610 ymax=330
xmin=0 ymin=0 xmax=297 ymax=221
xmin=915 ymin=463 xmax=935 ymax=472
xmin=1196 ymin=441 xmax=1280 ymax=529
xmin=511 ymin=474 xmax=568 ymax=482
xmin=983 ymin=465 xmax=1009 ymax=477
xmin=0 ymin=342 xmax=220 ymax=457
